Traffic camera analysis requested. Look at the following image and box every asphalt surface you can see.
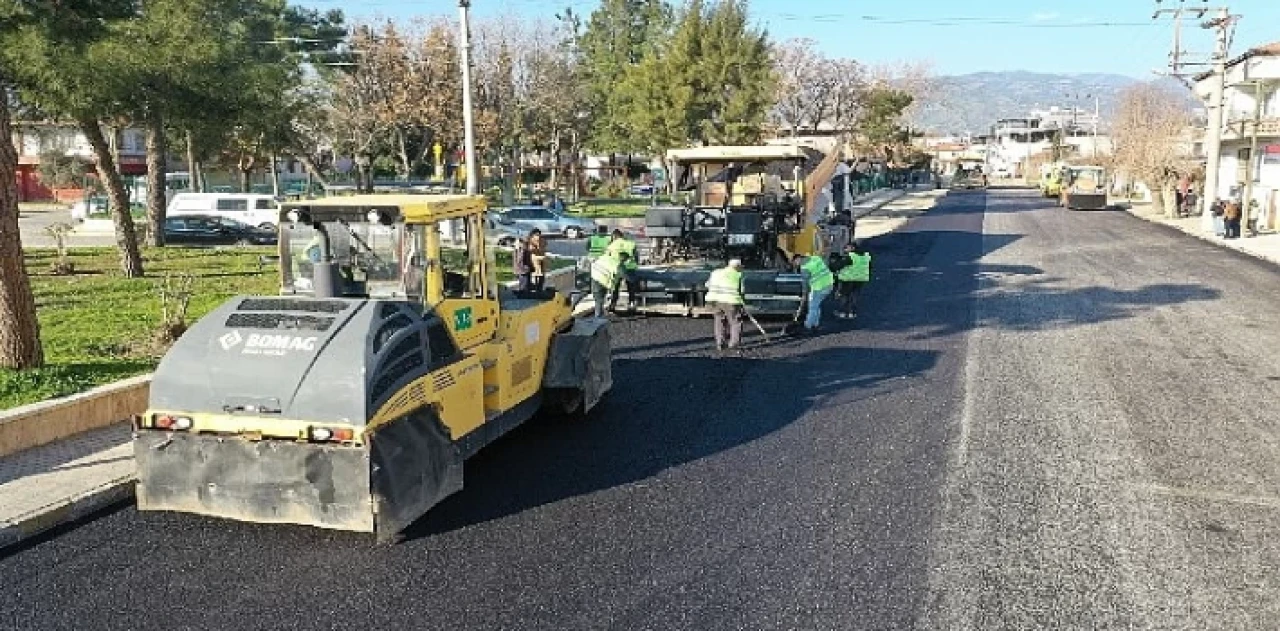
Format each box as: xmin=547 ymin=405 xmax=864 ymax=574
xmin=4 ymin=189 xmax=1280 ymax=630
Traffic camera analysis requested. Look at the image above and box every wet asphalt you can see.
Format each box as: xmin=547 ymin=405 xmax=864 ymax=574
xmin=3 ymin=189 xmax=1280 ymax=630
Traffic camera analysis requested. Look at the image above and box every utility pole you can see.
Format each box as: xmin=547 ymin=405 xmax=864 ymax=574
xmin=1092 ymin=95 xmax=1100 ymax=159
xmin=1200 ymin=8 xmax=1232 ymax=231
xmin=1243 ymin=79 xmax=1263 ymax=235
xmin=1154 ymin=2 xmax=1233 ymax=228
xmin=458 ymin=0 xmax=479 ymax=197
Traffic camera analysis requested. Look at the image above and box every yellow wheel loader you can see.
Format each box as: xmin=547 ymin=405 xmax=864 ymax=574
xmin=133 ymin=195 xmax=612 ymax=541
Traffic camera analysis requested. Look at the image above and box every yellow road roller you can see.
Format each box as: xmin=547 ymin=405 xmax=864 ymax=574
xmin=133 ymin=195 xmax=612 ymax=540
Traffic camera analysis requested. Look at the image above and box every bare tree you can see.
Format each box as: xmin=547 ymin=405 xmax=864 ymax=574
xmin=771 ymin=39 xmax=865 ymax=137
xmin=329 ymin=24 xmax=397 ymax=192
xmin=1111 ymin=83 xmax=1192 ymax=218
xmin=772 ymin=39 xmax=825 ymax=134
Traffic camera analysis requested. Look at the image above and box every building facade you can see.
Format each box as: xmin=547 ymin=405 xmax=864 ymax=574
xmin=1194 ymin=42 xmax=1280 ymax=230
xmin=11 ymin=122 xmax=148 ymax=202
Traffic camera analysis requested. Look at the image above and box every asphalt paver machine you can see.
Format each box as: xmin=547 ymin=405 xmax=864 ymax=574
xmin=133 ymin=194 xmax=612 ymax=540
xmin=609 ymin=144 xmax=846 ymax=317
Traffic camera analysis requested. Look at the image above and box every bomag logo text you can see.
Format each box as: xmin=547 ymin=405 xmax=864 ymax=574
xmin=240 ymin=333 xmax=320 ymax=355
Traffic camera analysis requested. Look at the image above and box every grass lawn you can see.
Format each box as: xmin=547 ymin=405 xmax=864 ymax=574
xmin=2 ymin=246 xmax=573 ymax=410
xmin=1 ymin=247 xmax=279 ymax=410
xmin=567 ymin=197 xmax=671 ymax=219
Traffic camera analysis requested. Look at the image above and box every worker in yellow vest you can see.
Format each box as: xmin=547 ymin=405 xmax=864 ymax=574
xmin=586 ymin=225 xmax=612 ymax=260
xmin=589 ymin=251 xmax=619 ymax=318
xmin=833 ymin=241 xmax=871 ymax=319
xmin=604 ymin=229 xmax=639 ymax=312
xmin=704 ymin=258 xmax=746 ymax=352
xmin=791 ymin=252 xmax=834 ymax=333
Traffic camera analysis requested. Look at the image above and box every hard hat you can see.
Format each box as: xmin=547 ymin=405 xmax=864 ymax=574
xmin=728 ymin=258 xmax=743 ymax=268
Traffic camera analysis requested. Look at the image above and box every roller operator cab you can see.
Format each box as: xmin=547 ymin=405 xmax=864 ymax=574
xmin=133 ymin=194 xmax=613 ymax=540
xmin=592 ymin=144 xmax=847 ymax=318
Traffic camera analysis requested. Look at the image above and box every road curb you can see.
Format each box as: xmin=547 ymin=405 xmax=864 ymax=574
xmin=1123 ymin=204 xmax=1280 ymax=267
xmin=0 ymin=476 xmax=135 ymax=552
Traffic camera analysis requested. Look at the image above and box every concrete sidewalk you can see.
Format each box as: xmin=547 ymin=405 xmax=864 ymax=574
xmin=1125 ymin=203 xmax=1280 ymax=266
xmin=0 ymin=424 xmax=133 ymax=549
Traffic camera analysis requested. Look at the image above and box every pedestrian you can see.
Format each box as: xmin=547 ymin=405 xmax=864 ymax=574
xmin=589 ymin=251 xmax=620 ymax=319
xmin=513 ymin=233 xmax=533 ymax=291
xmin=605 ymin=229 xmax=639 ymax=311
xmin=527 ymin=228 xmax=547 ymax=290
xmin=834 ymin=240 xmax=871 ymax=319
xmin=1212 ymin=200 xmax=1226 ymax=237
xmin=1247 ymin=199 xmax=1260 ymax=237
xmin=791 ymin=252 xmax=834 ymax=334
xmin=1224 ymin=199 xmax=1243 ymax=239
xmin=1182 ymin=190 xmax=1198 ymax=218
xmin=704 ymin=258 xmax=746 ymax=352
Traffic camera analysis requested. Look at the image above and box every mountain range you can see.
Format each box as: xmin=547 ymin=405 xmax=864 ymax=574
xmin=910 ymin=71 xmax=1202 ymax=136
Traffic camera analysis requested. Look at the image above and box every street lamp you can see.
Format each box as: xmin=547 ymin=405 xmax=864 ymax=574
xmin=458 ymin=0 xmax=479 ymax=197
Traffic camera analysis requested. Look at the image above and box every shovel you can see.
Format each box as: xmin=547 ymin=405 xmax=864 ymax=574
xmin=743 ymin=307 xmax=770 ymax=343
xmin=781 ymin=296 xmax=807 ymax=336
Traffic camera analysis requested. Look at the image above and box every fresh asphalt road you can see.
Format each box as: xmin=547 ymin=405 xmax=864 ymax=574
xmin=4 ymin=189 xmax=1280 ymax=630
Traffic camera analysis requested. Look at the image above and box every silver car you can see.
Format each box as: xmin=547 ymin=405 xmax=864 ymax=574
xmin=484 ymin=211 xmax=528 ymax=247
xmin=493 ymin=205 xmax=596 ymax=239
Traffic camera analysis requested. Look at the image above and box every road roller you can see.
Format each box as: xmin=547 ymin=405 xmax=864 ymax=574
xmin=132 ymin=194 xmax=612 ymax=540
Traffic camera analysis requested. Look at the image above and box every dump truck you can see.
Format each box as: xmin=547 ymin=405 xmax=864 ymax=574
xmin=133 ymin=194 xmax=612 ymax=541
xmin=1059 ymin=165 xmax=1109 ymax=210
xmin=577 ymin=144 xmax=847 ymax=317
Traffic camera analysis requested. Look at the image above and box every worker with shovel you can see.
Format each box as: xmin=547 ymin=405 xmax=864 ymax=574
xmin=705 ymin=258 xmax=748 ymax=353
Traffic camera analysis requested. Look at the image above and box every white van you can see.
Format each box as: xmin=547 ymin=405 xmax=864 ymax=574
xmin=167 ymin=193 xmax=280 ymax=229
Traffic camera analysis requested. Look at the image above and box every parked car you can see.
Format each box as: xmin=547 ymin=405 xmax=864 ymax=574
xmin=167 ymin=193 xmax=280 ymax=229
xmin=493 ymin=204 xmax=596 ymax=239
xmin=484 ymin=211 xmax=528 ymax=247
xmin=629 ymin=183 xmax=654 ymax=196
xmin=163 ymin=215 xmax=277 ymax=246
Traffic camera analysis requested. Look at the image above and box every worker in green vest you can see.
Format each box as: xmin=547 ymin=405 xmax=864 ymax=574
xmin=586 ymin=225 xmax=612 ymax=260
xmin=704 ymin=258 xmax=746 ymax=352
xmin=589 ymin=251 xmax=624 ymax=319
xmin=791 ymin=251 xmax=834 ymax=333
xmin=605 ymin=228 xmax=639 ymax=312
xmin=833 ymin=241 xmax=871 ymax=319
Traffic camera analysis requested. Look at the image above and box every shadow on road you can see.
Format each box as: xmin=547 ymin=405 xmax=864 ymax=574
xmin=404 ymin=344 xmax=940 ymax=539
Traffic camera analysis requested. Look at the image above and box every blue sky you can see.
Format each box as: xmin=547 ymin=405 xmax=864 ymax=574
xmin=296 ymin=0 xmax=1280 ymax=77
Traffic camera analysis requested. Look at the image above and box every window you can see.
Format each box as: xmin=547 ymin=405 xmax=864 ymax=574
xmin=215 ymin=198 xmax=249 ymax=211
xmin=528 ymin=209 xmax=554 ymax=220
xmin=164 ymin=218 xmax=187 ymax=230
xmin=188 ymin=218 xmax=219 ymax=230
xmin=255 ymin=198 xmax=276 ymax=210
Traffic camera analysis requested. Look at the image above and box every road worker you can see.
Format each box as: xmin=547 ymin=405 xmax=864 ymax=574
xmin=586 ymin=225 xmax=612 ymax=260
xmin=833 ymin=240 xmax=871 ymax=319
xmin=589 ymin=250 xmax=622 ymax=319
xmin=791 ymin=251 xmax=834 ymax=333
xmin=605 ymin=229 xmax=639 ymax=312
xmin=704 ymin=258 xmax=746 ymax=352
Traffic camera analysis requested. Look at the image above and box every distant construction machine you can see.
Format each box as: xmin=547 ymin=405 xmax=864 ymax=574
xmin=1059 ymin=165 xmax=1109 ymax=210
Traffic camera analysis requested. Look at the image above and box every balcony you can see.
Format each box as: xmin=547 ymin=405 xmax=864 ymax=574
xmin=1222 ymin=116 xmax=1280 ymax=142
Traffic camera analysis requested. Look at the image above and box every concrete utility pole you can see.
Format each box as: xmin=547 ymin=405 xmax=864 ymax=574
xmin=1243 ymin=79 xmax=1263 ymax=234
xmin=458 ymin=0 xmax=479 ymax=197
xmin=1200 ymin=8 xmax=1232 ymax=231
xmin=1092 ymin=95 xmax=1100 ymax=159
